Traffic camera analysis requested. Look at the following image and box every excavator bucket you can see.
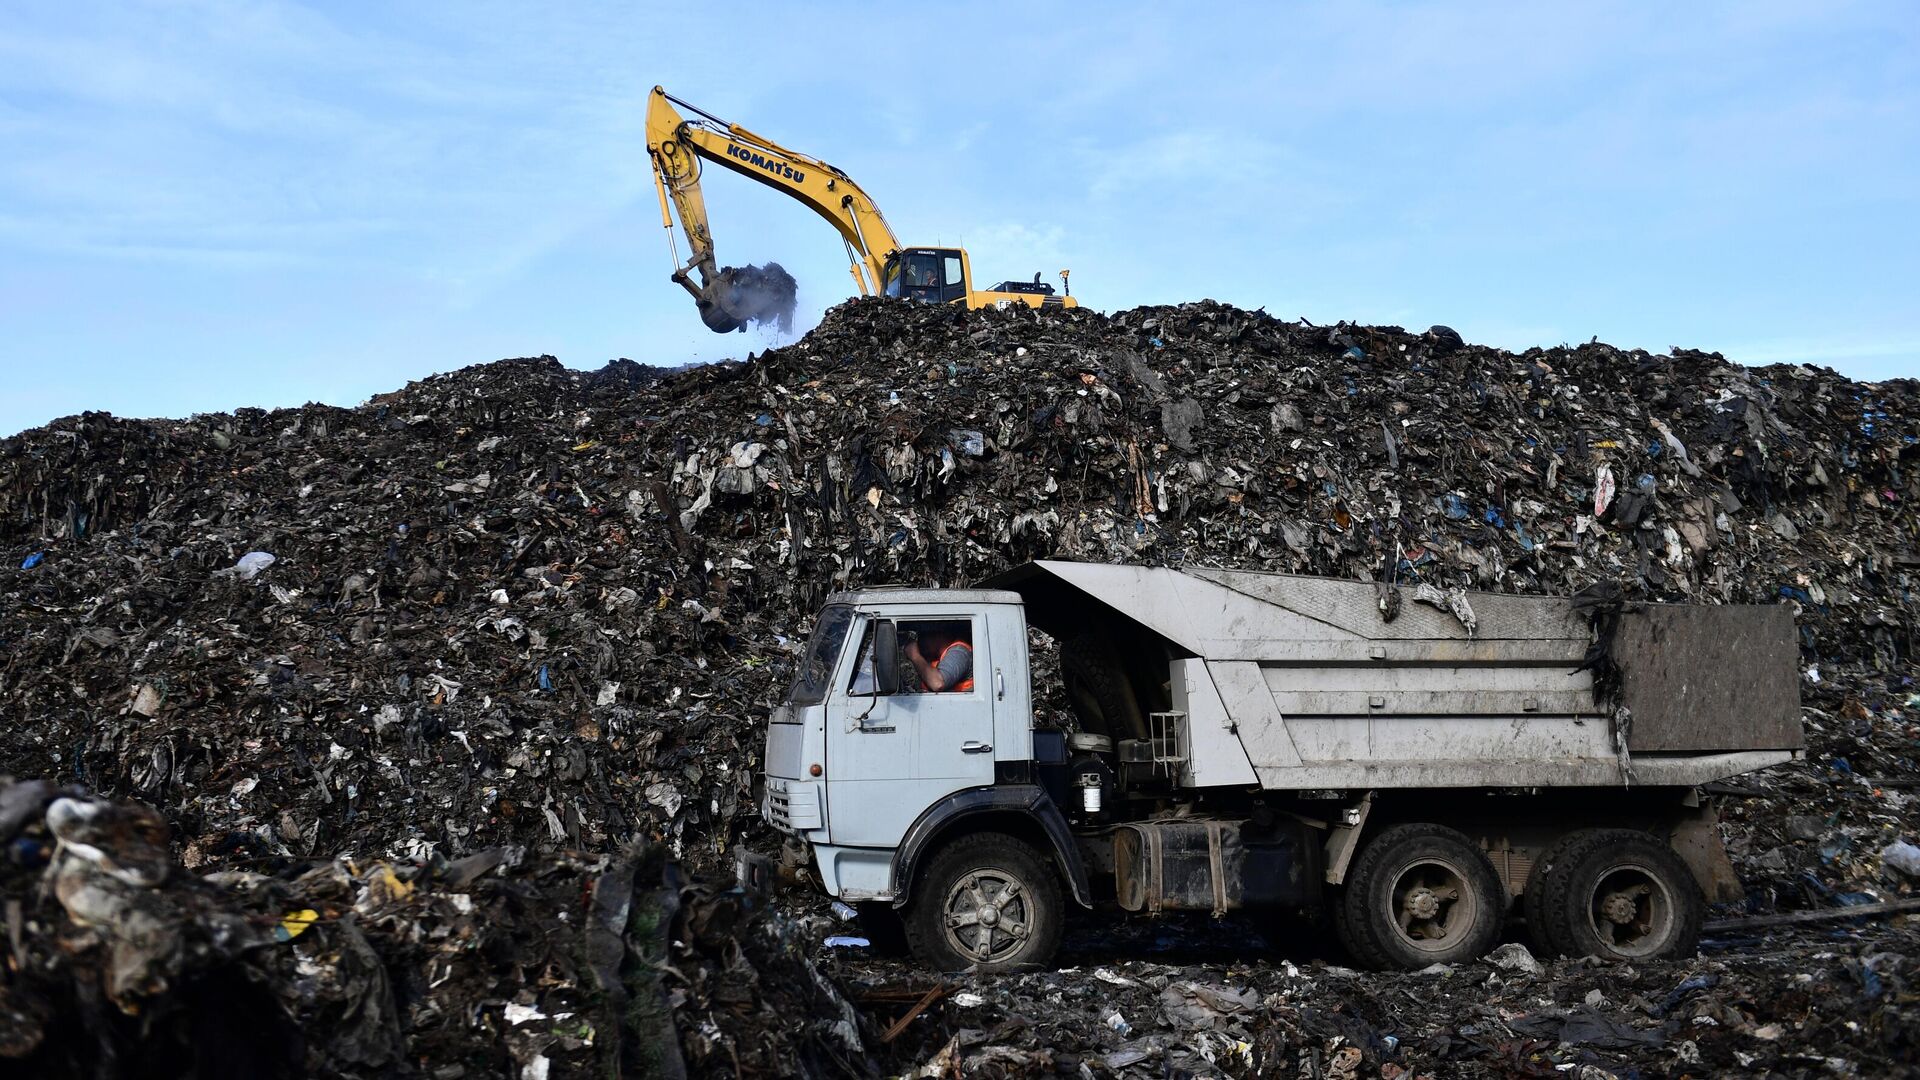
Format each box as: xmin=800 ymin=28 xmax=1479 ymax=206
xmin=694 ymin=263 xmax=798 ymax=334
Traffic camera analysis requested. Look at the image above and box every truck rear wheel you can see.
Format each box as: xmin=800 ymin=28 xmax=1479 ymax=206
xmin=1535 ymin=829 xmax=1703 ymax=961
xmin=905 ymin=832 xmax=1062 ymax=972
xmin=1521 ymin=830 xmax=1587 ymax=955
xmin=1337 ymin=823 xmax=1506 ymax=970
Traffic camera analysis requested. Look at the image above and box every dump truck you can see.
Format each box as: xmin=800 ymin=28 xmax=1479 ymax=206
xmin=748 ymin=561 xmax=1803 ymax=971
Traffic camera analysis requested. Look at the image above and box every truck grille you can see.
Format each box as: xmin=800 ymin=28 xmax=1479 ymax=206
xmin=763 ymin=778 xmax=822 ymax=832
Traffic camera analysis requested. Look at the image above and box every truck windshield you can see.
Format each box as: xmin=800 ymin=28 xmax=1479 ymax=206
xmin=785 ymin=604 xmax=854 ymax=707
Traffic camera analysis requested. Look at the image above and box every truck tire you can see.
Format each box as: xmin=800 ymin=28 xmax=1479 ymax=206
xmin=1059 ymin=634 xmax=1147 ymax=743
xmin=904 ymin=832 xmax=1063 ymax=972
xmin=1521 ymin=830 xmax=1588 ymax=956
xmin=1535 ymin=828 xmax=1703 ymax=962
xmin=1337 ymin=823 xmax=1506 ymax=970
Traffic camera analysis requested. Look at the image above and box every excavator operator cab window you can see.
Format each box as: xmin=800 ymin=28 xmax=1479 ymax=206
xmin=887 ymin=251 xmax=966 ymax=305
xmin=941 ymin=254 xmax=966 ymax=301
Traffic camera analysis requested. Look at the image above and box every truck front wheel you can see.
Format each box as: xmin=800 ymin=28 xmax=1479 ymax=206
xmin=1337 ymin=823 xmax=1506 ymax=970
xmin=905 ymin=832 xmax=1063 ymax=972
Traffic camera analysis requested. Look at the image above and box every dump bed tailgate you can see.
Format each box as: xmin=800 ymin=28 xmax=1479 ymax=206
xmin=1615 ymin=603 xmax=1802 ymax=752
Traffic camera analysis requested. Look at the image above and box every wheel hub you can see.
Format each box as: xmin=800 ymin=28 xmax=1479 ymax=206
xmin=1585 ymin=864 xmax=1671 ymax=958
xmin=1600 ymin=891 xmax=1638 ymax=925
xmin=941 ymin=869 xmax=1031 ymax=965
xmin=1389 ymin=858 xmax=1473 ymax=951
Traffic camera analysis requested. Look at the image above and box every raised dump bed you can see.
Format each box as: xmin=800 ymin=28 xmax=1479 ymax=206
xmin=986 ymin=561 xmax=1802 ymax=791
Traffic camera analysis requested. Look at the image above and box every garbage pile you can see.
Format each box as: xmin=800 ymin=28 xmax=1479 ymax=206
xmin=825 ymin=913 xmax=1919 ymax=1077
xmin=2 ymin=295 xmax=1916 ymax=1075
xmin=0 ymin=778 xmax=874 ymax=1078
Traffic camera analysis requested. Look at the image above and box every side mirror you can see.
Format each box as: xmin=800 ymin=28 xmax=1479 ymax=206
xmin=873 ymin=620 xmax=900 ymax=696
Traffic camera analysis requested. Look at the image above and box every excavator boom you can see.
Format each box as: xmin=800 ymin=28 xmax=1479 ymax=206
xmin=646 ymin=88 xmax=900 ymax=332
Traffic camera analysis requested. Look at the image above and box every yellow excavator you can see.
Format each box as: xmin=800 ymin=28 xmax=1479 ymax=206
xmin=646 ymin=86 xmax=1075 ymax=333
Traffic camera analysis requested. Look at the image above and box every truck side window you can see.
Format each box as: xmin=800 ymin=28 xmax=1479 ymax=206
xmin=845 ymin=619 xmax=978 ymax=695
xmin=901 ymin=619 xmax=975 ymax=694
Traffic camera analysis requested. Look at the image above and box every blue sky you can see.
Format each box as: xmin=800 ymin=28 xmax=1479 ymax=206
xmin=2 ymin=1 xmax=1916 ymax=436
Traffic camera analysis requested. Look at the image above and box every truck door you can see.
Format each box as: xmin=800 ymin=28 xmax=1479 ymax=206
xmin=825 ymin=614 xmax=996 ymax=847
xmin=899 ymin=615 xmax=995 ymax=788
xmin=824 ymin=615 xmax=917 ymax=847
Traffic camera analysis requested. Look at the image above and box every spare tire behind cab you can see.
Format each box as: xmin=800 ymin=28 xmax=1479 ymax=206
xmin=1058 ymin=632 xmax=1148 ymax=743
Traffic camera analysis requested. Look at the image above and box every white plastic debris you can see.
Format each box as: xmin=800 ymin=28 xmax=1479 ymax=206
xmin=1882 ymin=840 xmax=1920 ymax=878
xmin=504 ymin=1002 xmax=546 ymax=1025
xmin=215 ymin=551 xmax=276 ymax=579
xmin=129 ymin=684 xmax=163 ymax=717
xmin=1483 ymin=941 xmax=1543 ymax=976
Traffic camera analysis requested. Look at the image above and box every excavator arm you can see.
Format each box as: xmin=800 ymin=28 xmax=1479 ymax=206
xmin=646 ymin=87 xmax=902 ymax=332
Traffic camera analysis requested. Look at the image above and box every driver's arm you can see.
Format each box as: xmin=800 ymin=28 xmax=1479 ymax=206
xmin=905 ymin=639 xmax=946 ymax=691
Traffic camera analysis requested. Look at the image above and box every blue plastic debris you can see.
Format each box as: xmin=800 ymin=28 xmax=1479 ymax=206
xmin=1442 ymin=494 xmax=1470 ymax=520
xmin=537 ymin=664 xmax=552 ymax=691
xmin=21 ymin=552 xmax=43 ymax=570
xmin=1819 ymin=834 xmax=1852 ymax=865
xmin=1860 ymin=957 xmax=1887 ymax=998
xmin=1651 ymin=973 xmax=1720 ymax=1017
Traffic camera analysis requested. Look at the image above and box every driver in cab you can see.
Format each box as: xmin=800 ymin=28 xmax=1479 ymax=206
xmin=905 ymin=625 xmax=973 ymax=692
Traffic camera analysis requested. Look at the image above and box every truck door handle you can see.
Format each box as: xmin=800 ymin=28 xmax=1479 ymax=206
xmin=961 ymin=741 xmax=993 ymax=754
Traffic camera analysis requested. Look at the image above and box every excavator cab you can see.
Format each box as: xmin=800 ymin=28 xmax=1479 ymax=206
xmin=883 ymin=248 xmax=970 ymax=305
xmin=884 ymin=247 xmax=1074 ymax=313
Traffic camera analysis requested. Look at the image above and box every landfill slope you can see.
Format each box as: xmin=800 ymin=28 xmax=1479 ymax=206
xmin=1 ymin=296 xmax=1917 ymax=1077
